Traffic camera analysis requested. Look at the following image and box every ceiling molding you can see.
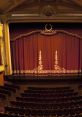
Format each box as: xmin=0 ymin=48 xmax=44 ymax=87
xmin=3 ymin=0 xmax=26 ymax=13
xmin=1 ymin=0 xmax=82 ymax=23
xmin=3 ymin=13 xmax=82 ymax=24
xmin=71 ymin=0 xmax=82 ymax=7
xmin=0 ymin=0 xmax=82 ymax=14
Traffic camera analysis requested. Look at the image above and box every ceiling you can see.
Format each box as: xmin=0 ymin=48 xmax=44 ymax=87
xmin=0 ymin=0 xmax=26 ymax=14
xmin=0 ymin=0 xmax=82 ymax=14
xmin=1 ymin=0 xmax=82 ymax=23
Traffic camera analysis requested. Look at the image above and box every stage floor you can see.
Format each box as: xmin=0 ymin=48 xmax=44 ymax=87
xmin=5 ymin=73 xmax=82 ymax=84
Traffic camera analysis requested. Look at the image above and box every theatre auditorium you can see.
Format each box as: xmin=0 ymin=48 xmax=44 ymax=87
xmin=0 ymin=0 xmax=82 ymax=117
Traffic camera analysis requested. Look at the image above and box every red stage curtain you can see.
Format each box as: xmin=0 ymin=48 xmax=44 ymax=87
xmin=10 ymin=29 xmax=82 ymax=74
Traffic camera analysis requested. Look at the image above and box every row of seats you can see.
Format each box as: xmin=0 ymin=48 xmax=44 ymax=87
xmin=28 ymin=86 xmax=70 ymax=90
xmin=0 ymin=112 xmax=24 ymax=117
xmin=15 ymin=97 xmax=82 ymax=103
xmin=16 ymin=95 xmax=82 ymax=101
xmin=0 ymin=112 xmax=82 ymax=117
xmin=24 ymin=89 xmax=74 ymax=93
xmin=4 ymin=86 xmax=82 ymax=117
xmin=0 ymin=83 xmax=20 ymax=100
xmin=10 ymin=100 xmax=82 ymax=108
xmin=5 ymin=106 xmax=82 ymax=116
xmin=21 ymin=92 xmax=78 ymax=97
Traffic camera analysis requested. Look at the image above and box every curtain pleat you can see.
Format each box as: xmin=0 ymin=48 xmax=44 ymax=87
xmin=10 ymin=30 xmax=82 ymax=74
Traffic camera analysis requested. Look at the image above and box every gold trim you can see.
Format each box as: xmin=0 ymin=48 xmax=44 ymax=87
xmin=0 ymin=24 xmax=3 ymax=37
xmin=3 ymin=23 xmax=12 ymax=75
xmin=13 ymin=69 xmax=81 ymax=74
xmin=11 ymin=30 xmax=41 ymax=42
xmin=45 ymin=24 xmax=52 ymax=32
xmin=12 ymin=50 xmax=81 ymax=74
xmin=0 ymin=65 xmax=4 ymax=72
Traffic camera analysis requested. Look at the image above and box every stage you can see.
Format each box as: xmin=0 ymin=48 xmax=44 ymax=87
xmin=5 ymin=73 xmax=82 ymax=84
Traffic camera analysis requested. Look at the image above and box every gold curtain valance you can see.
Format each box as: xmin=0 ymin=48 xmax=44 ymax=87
xmin=11 ymin=29 xmax=82 ymax=42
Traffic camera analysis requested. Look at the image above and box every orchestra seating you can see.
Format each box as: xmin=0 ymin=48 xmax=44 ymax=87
xmin=0 ymin=83 xmax=20 ymax=100
xmin=0 ymin=75 xmax=82 ymax=117
xmin=0 ymin=84 xmax=82 ymax=117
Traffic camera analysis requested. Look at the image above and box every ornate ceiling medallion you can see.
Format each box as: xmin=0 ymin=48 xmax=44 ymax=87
xmin=41 ymin=5 xmax=55 ymax=16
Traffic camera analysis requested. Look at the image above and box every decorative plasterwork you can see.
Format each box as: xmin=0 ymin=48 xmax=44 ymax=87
xmin=4 ymin=0 xmax=82 ymax=15
xmin=1 ymin=0 xmax=82 ymax=22
xmin=41 ymin=5 xmax=55 ymax=16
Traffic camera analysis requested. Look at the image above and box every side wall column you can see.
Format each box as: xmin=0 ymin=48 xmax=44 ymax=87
xmin=3 ymin=23 xmax=12 ymax=75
